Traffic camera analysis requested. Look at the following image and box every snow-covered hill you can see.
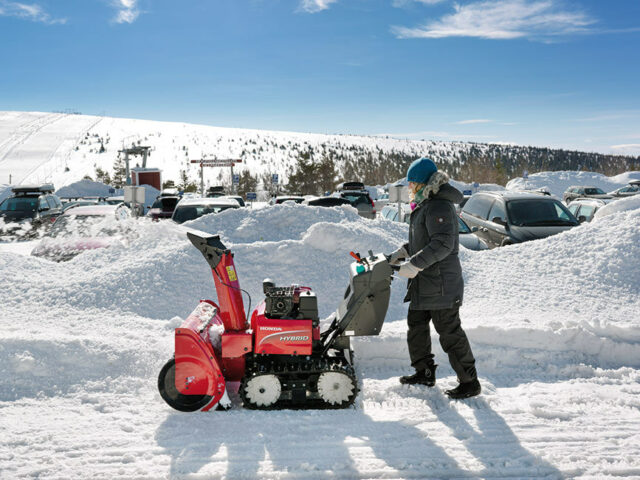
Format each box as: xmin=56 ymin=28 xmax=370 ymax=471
xmin=1 ymin=199 xmax=639 ymax=478
xmin=2 ymin=111 xmax=636 ymax=198
xmin=0 ymin=111 xmax=479 ymax=190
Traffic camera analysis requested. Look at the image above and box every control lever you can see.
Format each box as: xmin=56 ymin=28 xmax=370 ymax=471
xmin=350 ymin=251 xmax=363 ymax=263
xmin=384 ymin=254 xmax=401 ymax=272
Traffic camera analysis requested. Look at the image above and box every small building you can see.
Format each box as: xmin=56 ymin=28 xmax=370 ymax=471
xmin=131 ymin=167 xmax=162 ymax=191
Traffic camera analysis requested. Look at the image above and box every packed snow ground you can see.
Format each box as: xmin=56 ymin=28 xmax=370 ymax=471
xmin=1 ymin=200 xmax=640 ymax=479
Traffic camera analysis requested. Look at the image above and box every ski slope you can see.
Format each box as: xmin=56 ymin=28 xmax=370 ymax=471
xmin=0 ymin=110 xmax=471 ymax=190
xmin=1 ymin=199 xmax=639 ymax=479
xmin=0 ymin=112 xmax=103 ymax=186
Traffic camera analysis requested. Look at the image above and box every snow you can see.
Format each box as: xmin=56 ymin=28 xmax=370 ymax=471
xmin=594 ymin=194 xmax=640 ymax=219
xmin=506 ymin=170 xmax=640 ymax=198
xmin=0 ymin=111 xmax=478 ymax=191
xmin=1 ymin=197 xmax=640 ymax=479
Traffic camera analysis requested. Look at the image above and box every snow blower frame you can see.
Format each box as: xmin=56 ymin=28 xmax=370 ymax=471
xmin=158 ymin=232 xmax=392 ymax=411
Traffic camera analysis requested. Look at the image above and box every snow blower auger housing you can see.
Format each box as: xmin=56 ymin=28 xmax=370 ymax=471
xmin=158 ymin=232 xmax=392 ymax=412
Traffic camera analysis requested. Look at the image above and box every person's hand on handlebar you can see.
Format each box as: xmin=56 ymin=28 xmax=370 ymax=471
xmin=396 ymin=261 xmax=422 ymax=279
xmin=387 ymin=246 xmax=408 ymax=266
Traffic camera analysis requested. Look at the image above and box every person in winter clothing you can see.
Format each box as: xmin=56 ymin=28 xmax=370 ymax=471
xmin=388 ymin=157 xmax=481 ymax=399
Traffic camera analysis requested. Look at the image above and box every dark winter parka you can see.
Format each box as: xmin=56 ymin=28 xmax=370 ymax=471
xmin=403 ymin=172 xmax=464 ymax=310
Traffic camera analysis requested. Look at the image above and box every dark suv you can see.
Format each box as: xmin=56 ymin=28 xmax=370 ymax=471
xmin=460 ymin=191 xmax=579 ymax=248
xmin=334 ymin=181 xmax=375 ymax=219
xmin=562 ymin=186 xmax=613 ymax=203
xmin=0 ymin=184 xmax=63 ymax=235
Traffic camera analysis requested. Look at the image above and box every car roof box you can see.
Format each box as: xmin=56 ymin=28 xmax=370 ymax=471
xmin=337 ymin=181 xmax=365 ymax=191
xmin=11 ymin=184 xmax=55 ymax=194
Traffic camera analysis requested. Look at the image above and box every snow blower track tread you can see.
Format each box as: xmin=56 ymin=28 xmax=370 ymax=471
xmin=240 ymin=357 xmax=358 ymax=410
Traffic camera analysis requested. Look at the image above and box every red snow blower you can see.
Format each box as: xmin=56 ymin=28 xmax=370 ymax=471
xmin=158 ymin=232 xmax=393 ymax=411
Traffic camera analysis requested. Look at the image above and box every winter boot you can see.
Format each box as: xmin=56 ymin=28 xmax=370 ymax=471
xmin=445 ymin=378 xmax=481 ymax=399
xmin=399 ymin=365 xmax=437 ymax=386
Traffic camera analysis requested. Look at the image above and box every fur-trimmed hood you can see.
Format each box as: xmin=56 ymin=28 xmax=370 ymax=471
xmin=413 ymin=171 xmax=462 ymax=205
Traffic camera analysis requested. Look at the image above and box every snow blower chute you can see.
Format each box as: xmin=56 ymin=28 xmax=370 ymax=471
xmin=158 ymin=232 xmax=393 ymax=411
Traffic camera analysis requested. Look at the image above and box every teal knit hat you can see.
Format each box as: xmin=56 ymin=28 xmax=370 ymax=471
xmin=407 ymin=157 xmax=438 ymax=184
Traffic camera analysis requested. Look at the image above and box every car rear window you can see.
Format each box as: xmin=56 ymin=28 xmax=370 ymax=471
xmin=156 ymin=197 xmax=179 ymax=210
xmin=341 ymin=193 xmax=370 ymax=206
xmin=1 ymin=197 xmax=38 ymax=212
xmin=462 ymin=194 xmax=494 ymax=219
xmin=173 ymin=204 xmax=236 ymax=223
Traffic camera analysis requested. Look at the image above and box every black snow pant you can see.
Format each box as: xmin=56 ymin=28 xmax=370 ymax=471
xmin=407 ymin=307 xmax=477 ymax=383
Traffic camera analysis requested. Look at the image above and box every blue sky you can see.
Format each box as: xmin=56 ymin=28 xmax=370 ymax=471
xmin=1 ymin=0 xmax=639 ymax=155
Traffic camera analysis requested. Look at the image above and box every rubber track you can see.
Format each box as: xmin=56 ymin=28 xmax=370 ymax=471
xmin=240 ymin=356 xmax=358 ymax=410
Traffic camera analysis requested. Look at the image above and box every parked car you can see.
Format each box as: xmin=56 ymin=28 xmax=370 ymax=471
xmin=147 ymin=193 xmax=181 ymax=220
xmin=206 ymin=186 xmax=226 ymax=198
xmin=302 ymin=197 xmax=352 ymax=207
xmin=567 ymin=197 xmax=614 ymax=223
xmin=460 ymin=191 xmax=579 ymax=248
xmin=31 ymin=205 xmax=131 ymax=261
xmin=562 ymin=186 xmax=613 ymax=203
xmin=172 ymin=197 xmax=240 ymax=224
xmin=0 ymin=184 xmax=63 ymax=235
xmin=608 ymin=184 xmax=640 ymax=198
xmin=223 ymin=195 xmax=246 ymax=207
xmin=379 ymin=203 xmax=488 ymax=251
xmin=334 ymin=181 xmax=376 ymax=219
xmin=105 ymin=196 xmax=125 ymax=206
xmin=374 ymin=192 xmax=389 ymax=212
xmin=62 ymin=199 xmax=105 ymax=212
xmin=455 ymin=195 xmax=471 ymax=214
xmin=268 ymin=196 xmax=305 ymax=205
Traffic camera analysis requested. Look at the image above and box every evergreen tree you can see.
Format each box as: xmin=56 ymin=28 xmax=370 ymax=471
xmin=237 ymin=170 xmax=258 ymax=197
xmin=286 ymin=155 xmax=318 ymax=195
xmin=317 ymin=154 xmax=338 ymax=194
xmin=112 ymin=155 xmax=127 ymax=188
xmin=94 ymin=167 xmax=111 ymax=185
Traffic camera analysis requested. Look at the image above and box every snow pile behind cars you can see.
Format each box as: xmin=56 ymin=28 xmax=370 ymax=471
xmin=1 ymin=202 xmax=639 ymax=478
xmin=506 ymin=170 xmax=640 ymax=197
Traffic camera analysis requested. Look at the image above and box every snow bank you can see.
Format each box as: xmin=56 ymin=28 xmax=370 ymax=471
xmin=594 ymin=193 xmax=640 ymax=219
xmin=2 ymin=200 xmax=640 ymax=478
xmin=56 ymin=179 xmax=117 ymax=199
xmin=506 ymin=170 xmax=639 ymax=197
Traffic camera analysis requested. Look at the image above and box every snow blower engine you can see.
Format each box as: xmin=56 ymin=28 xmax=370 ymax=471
xmin=158 ymin=232 xmax=393 ymax=411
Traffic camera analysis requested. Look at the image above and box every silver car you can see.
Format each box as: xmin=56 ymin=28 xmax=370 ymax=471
xmin=379 ymin=203 xmax=488 ymax=251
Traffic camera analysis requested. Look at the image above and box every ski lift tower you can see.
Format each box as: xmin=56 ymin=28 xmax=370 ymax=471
xmin=119 ymin=146 xmax=152 ymax=185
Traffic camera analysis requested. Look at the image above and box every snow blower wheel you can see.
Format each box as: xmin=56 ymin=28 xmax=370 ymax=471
xmin=158 ymin=358 xmax=213 ymax=412
xmin=317 ymin=371 xmax=356 ymax=406
xmin=241 ymin=374 xmax=282 ymax=408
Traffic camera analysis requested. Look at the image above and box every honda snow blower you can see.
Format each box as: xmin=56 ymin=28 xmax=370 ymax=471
xmin=158 ymin=232 xmax=393 ymax=411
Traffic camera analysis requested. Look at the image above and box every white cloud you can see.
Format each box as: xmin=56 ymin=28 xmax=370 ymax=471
xmin=393 ymin=0 xmax=447 ymax=7
xmin=299 ymin=0 xmax=338 ymax=13
xmin=455 ymin=119 xmax=492 ymax=124
xmin=611 ymin=144 xmax=640 ymax=151
xmin=113 ymin=0 xmax=140 ymax=24
xmin=391 ymin=0 xmax=596 ymax=40
xmin=0 ymin=1 xmax=66 ymax=24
